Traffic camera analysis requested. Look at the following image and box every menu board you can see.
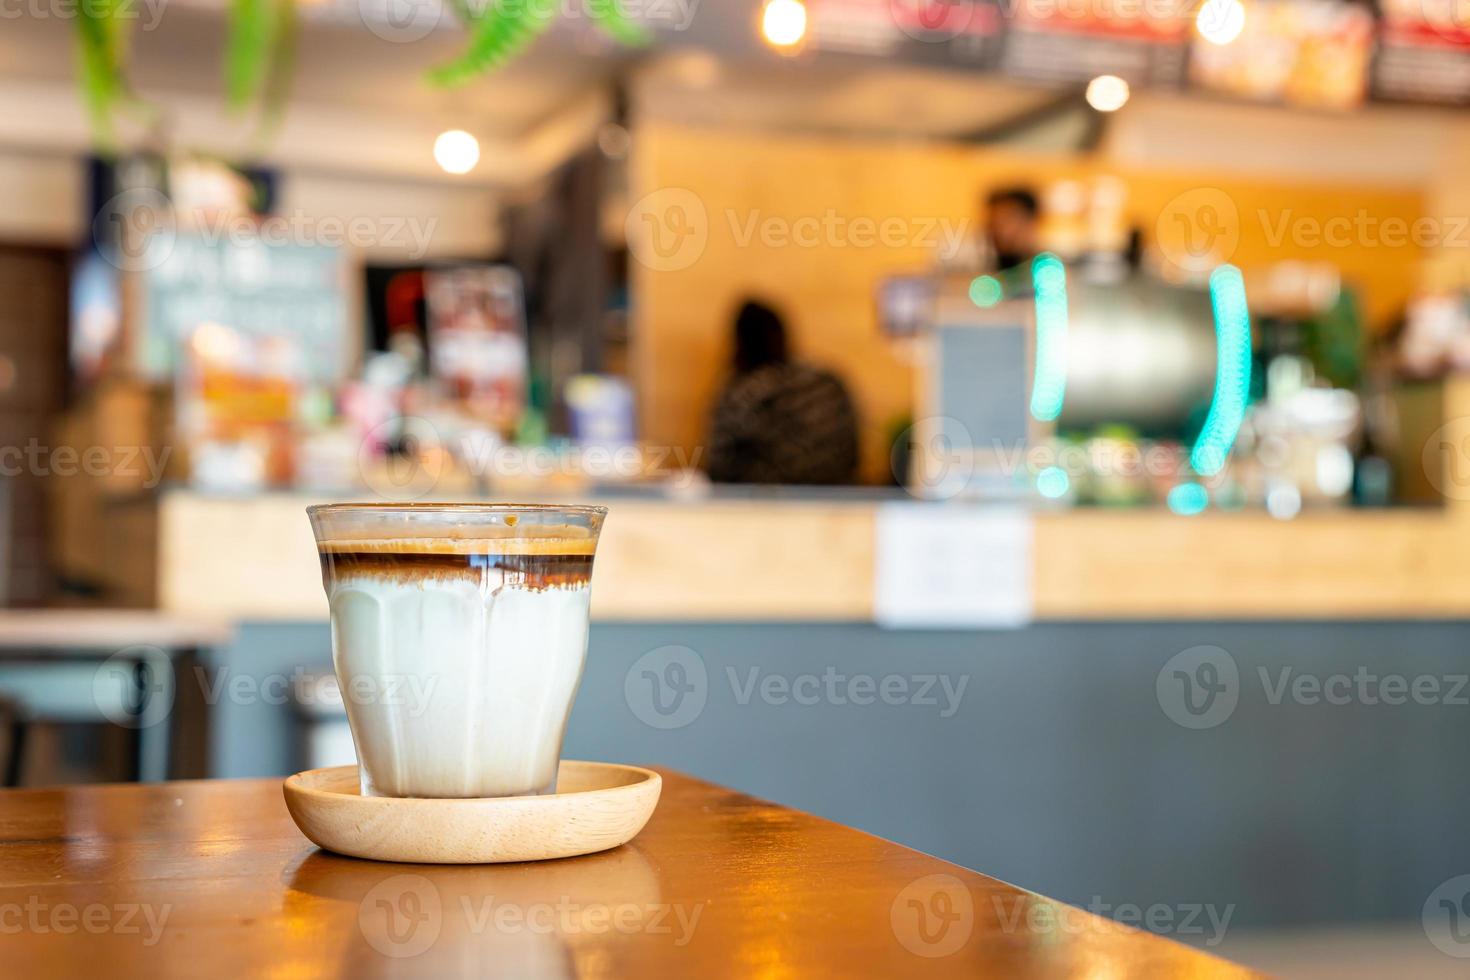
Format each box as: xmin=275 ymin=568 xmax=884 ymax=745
xmin=1189 ymin=0 xmax=1373 ymax=109
xmin=141 ymin=236 xmax=352 ymax=382
xmin=1000 ymin=0 xmax=1192 ymax=87
xmin=1373 ymin=0 xmax=1470 ymax=104
xmin=808 ymin=0 xmax=1004 ymax=67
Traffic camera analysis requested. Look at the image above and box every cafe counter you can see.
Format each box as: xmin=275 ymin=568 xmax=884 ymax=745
xmin=149 ymin=489 xmax=1468 ymax=623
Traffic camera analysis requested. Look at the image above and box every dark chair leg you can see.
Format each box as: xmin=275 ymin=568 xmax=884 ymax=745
xmin=5 ymin=719 xmax=25 ymax=788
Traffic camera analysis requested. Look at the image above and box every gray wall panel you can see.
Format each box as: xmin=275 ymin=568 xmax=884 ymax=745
xmin=207 ymin=620 xmax=1470 ymax=932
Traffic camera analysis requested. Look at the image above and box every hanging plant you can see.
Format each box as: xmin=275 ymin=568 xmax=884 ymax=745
xmin=73 ymin=0 xmax=298 ymax=147
xmin=429 ymin=0 xmax=651 ymax=87
xmin=72 ymin=0 xmax=650 ymax=146
xmin=224 ymin=0 xmax=299 ymax=123
xmin=74 ymin=0 xmax=141 ymax=144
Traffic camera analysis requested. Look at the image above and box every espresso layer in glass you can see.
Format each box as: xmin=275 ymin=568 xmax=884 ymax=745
xmin=319 ymin=551 xmax=593 ymax=591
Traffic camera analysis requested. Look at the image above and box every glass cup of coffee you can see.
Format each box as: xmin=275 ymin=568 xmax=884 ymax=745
xmin=307 ymin=502 xmax=606 ymax=799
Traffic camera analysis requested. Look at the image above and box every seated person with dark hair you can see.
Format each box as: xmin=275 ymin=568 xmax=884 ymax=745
xmin=705 ymin=300 xmax=859 ymax=486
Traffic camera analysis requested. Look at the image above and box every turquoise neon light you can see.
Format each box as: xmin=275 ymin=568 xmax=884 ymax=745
xmin=1036 ymin=465 xmax=1070 ymax=499
xmin=1030 ymin=253 xmax=1068 ymax=422
xmin=1191 ymin=264 xmax=1251 ymax=477
xmin=1167 ymin=482 xmax=1209 ymax=516
xmin=969 ymin=275 xmax=1003 ymax=308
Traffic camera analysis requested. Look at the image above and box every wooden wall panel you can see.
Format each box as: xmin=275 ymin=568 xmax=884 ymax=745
xmin=629 ymin=124 xmax=1425 ymax=484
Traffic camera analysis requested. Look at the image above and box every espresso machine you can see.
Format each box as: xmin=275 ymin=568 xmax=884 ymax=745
xmin=890 ymin=264 xmax=1224 ymax=502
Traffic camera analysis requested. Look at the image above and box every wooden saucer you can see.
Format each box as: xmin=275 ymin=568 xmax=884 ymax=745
xmin=283 ymin=761 xmax=661 ymax=864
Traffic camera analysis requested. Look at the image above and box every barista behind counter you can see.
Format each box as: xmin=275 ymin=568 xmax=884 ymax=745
xmin=704 ymin=299 xmax=861 ymax=486
xmin=701 ymin=186 xmax=1046 ymax=488
xmin=982 ymin=186 xmax=1043 ymax=274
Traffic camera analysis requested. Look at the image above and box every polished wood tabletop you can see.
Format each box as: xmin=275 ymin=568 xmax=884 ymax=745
xmin=0 ymin=769 xmax=1258 ymax=978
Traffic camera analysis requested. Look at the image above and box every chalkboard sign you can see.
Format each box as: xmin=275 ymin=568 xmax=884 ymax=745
xmin=138 ymin=235 xmax=353 ymax=382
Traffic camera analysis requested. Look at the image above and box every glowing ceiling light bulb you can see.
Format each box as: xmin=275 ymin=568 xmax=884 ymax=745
xmin=1196 ymin=0 xmax=1246 ymax=45
xmin=761 ymin=0 xmax=808 ymax=49
xmin=1085 ymin=75 xmax=1130 ymax=112
xmin=434 ymin=130 xmax=480 ymax=175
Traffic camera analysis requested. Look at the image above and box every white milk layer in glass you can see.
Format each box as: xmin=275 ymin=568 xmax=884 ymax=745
xmin=327 ymin=575 xmax=591 ymax=798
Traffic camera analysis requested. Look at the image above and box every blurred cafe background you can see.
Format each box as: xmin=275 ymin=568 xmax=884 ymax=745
xmin=5 ymin=0 xmax=1470 ymax=972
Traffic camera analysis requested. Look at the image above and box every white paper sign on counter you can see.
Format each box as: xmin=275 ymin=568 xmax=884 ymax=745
xmin=873 ymin=502 xmax=1032 ymax=629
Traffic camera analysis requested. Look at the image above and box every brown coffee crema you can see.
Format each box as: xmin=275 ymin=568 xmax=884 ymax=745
xmin=318 ymin=536 xmax=595 ymax=590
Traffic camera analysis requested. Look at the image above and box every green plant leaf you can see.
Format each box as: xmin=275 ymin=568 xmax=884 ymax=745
xmin=75 ymin=16 xmax=115 ymax=118
xmin=228 ymin=0 xmax=300 ymax=147
xmin=587 ymin=0 xmax=652 ymax=46
xmin=226 ymin=0 xmax=277 ymax=110
xmin=256 ymin=0 xmax=299 ymax=133
xmin=74 ymin=0 xmax=132 ymax=138
xmin=428 ymin=1 xmax=556 ymax=87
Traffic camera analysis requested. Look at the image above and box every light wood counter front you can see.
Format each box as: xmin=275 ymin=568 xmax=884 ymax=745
xmin=157 ymin=491 xmax=1470 ymax=623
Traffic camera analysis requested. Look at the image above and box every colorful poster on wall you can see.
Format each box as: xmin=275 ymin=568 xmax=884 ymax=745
xmin=808 ymin=0 xmax=1005 ymax=67
xmin=1189 ymin=0 xmax=1373 ymax=109
xmin=1000 ymin=0 xmax=1192 ymax=86
xmin=425 ymin=265 xmax=528 ymax=434
xmin=1373 ymin=0 xmax=1470 ymax=105
xmin=177 ymin=322 xmax=303 ymax=490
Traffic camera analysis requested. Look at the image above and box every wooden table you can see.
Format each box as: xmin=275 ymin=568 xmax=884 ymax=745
xmin=0 ymin=611 xmax=232 ymax=783
xmin=0 ymin=770 xmax=1258 ymax=978
xmin=0 ymin=611 xmax=233 ymax=650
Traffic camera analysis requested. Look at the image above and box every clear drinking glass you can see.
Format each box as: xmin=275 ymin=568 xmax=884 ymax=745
xmin=308 ymin=503 xmax=606 ymax=799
